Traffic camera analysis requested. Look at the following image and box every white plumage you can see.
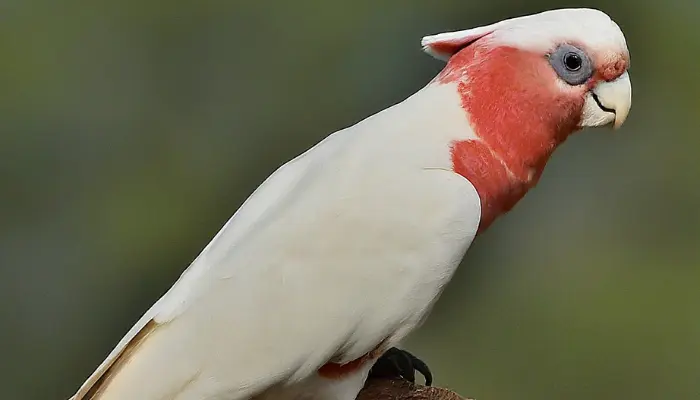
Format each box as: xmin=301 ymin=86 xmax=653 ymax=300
xmin=422 ymin=8 xmax=627 ymax=58
xmin=73 ymin=84 xmax=482 ymax=400
xmin=70 ymin=8 xmax=632 ymax=400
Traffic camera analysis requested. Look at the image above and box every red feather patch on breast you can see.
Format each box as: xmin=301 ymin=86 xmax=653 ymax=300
xmin=318 ymin=356 xmax=371 ymax=379
xmin=439 ymin=44 xmax=584 ymax=232
xmin=450 ymin=140 xmax=528 ymax=233
xmin=318 ymin=343 xmax=385 ymax=380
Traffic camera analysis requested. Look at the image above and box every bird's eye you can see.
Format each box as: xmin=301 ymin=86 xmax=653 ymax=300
xmin=564 ymin=53 xmax=582 ymax=71
xmin=549 ymin=44 xmax=593 ymax=86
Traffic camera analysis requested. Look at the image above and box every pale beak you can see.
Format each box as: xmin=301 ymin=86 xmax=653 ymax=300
xmin=589 ymin=71 xmax=632 ymax=129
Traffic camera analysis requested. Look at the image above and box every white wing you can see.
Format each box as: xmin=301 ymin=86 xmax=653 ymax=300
xmin=71 ymin=83 xmax=482 ymax=400
xmin=71 ymin=129 xmax=347 ymax=399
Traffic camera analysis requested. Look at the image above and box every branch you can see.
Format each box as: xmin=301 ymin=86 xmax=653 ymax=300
xmin=358 ymin=378 xmax=472 ymax=400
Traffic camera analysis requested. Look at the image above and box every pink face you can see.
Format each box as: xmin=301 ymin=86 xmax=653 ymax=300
xmin=437 ymin=41 xmax=630 ymax=137
xmin=438 ymin=40 xmax=630 ymax=232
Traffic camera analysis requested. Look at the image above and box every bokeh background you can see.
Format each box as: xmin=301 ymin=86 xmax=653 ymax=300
xmin=2 ymin=1 xmax=697 ymax=399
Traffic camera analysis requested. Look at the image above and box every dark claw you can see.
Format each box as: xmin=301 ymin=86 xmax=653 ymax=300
xmin=368 ymin=347 xmax=433 ymax=386
xmin=405 ymin=351 xmax=433 ymax=386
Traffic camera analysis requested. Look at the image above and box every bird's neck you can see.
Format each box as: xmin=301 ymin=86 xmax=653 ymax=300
xmin=433 ymin=45 xmax=583 ymax=232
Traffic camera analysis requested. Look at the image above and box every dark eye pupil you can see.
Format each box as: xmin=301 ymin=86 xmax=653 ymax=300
xmin=564 ymin=53 xmax=582 ymax=70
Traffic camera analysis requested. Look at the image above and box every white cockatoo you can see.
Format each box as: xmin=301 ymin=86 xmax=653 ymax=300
xmin=70 ymin=8 xmax=631 ymax=400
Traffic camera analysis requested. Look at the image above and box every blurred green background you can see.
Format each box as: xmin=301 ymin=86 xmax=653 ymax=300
xmin=2 ymin=1 xmax=697 ymax=399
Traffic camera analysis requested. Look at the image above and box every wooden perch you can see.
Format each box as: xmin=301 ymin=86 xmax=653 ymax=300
xmin=358 ymin=378 xmax=472 ymax=400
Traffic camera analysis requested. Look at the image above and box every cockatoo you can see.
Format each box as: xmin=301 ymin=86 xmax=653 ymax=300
xmin=70 ymin=8 xmax=632 ymax=400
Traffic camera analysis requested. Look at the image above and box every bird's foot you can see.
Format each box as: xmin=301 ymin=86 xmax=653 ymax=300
xmin=368 ymin=347 xmax=433 ymax=386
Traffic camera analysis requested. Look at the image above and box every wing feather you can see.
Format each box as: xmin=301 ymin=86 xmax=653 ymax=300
xmin=70 ymin=131 xmax=351 ymax=399
xmin=70 ymin=84 xmax=482 ymax=400
xmin=74 ymin=320 xmax=158 ymax=399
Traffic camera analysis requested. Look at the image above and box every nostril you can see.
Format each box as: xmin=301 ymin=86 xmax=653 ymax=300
xmin=601 ymin=58 xmax=628 ymax=81
xmin=615 ymin=59 xmax=626 ymax=72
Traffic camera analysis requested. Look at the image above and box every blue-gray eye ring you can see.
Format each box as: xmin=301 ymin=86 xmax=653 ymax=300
xmin=549 ymin=44 xmax=593 ymax=86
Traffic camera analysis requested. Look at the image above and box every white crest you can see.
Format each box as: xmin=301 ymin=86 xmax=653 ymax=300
xmin=422 ymin=8 xmax=628 ymax=61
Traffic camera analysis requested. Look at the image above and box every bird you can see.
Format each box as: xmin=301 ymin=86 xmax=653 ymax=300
xmin=70 ymin=8 xmax=632 ymax=400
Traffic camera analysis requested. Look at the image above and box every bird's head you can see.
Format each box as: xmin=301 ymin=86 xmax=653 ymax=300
xmin=421 ymin=9 xmax=632 ymax=231
xmin=422 ymin=8 xmax=631 ymax=133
